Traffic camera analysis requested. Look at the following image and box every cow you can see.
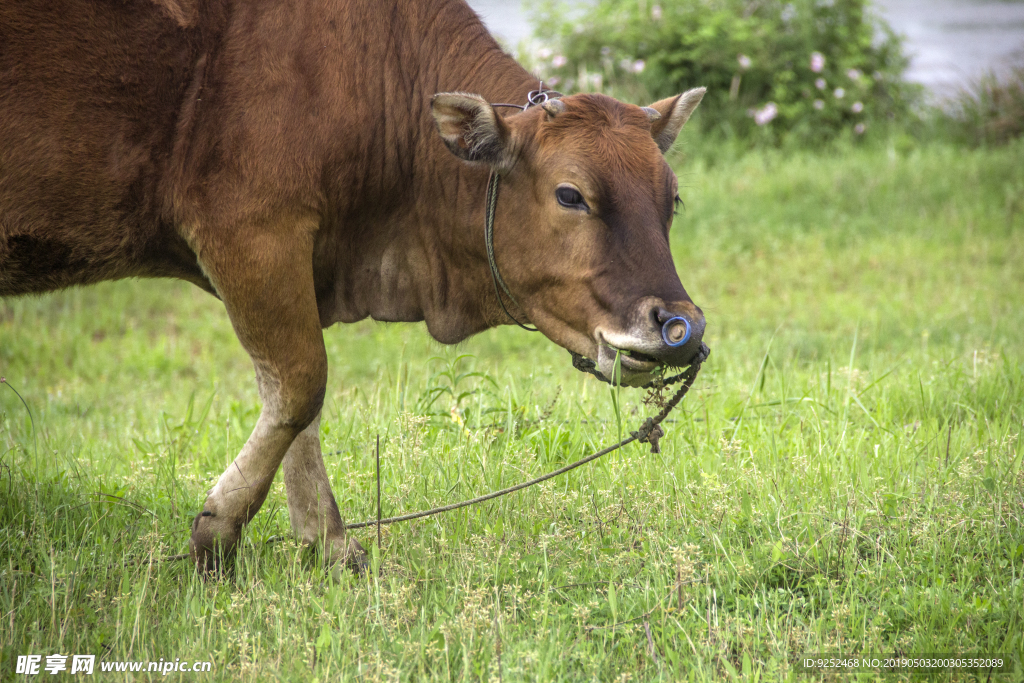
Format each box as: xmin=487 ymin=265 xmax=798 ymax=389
xmin=0 ymin=0 xmax=707 ymax=572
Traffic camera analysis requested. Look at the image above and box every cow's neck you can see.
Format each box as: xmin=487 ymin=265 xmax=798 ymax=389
xmin=320 ymin=0 xmax=537 ymax=344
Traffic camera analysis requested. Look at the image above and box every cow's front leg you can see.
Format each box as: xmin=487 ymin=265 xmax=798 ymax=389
xmin=283 ymin=412 xmax=368 ymax=570
xmin=188 ymin=223 xmax=328 ymax=572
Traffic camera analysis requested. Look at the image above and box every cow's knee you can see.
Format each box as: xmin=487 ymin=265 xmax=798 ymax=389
xmin=266 ymin=352 xmax=328 ymax=433
xmin=285 ymin=377 xmax=326 ymax=433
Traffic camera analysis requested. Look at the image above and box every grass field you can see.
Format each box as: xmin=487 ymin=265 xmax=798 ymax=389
xmin=2 ymin=139 xmax=1023 ymax=681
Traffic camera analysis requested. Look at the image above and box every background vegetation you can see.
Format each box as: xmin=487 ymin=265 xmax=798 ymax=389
xmin=3 ymin=137 xmax=1023 ymax=679
xmin=522 ymin=0 xmax=1024 ymax=151
xmin=525 ymin=0 xmax=919 ymax=146
xmin=941 ymin=56 xmax=1024 ymax=147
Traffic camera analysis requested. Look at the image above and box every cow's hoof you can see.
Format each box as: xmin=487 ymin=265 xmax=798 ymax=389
xmin=325 ymin=536 xmax=369 ymax=575
xmin=189 ymin=510 xmax=240 ymax=574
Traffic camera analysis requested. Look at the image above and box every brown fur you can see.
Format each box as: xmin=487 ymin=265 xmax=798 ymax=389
xmin=1 ymin=0 xmax=707 ymax=570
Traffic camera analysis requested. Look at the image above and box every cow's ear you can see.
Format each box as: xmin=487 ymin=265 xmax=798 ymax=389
xmin=646 ymin=87 xmax=706 ymax=154
xmin=431 ymin=93 xmax=514 ymax=169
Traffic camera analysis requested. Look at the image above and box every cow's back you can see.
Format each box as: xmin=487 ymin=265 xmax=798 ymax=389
xmin=0 ymin=0 xmax=218 ymax=294
xmin=0 ymin=0 xmax=526 ymax=301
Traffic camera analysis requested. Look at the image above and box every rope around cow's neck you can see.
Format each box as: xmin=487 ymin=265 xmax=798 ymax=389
xmin=484 ymin=81 xmax=561 ymax=333
xmin=345 ymin=341 xmax=708 ymax=530
xmin=484 ymin=170 xmax=537 ymax=332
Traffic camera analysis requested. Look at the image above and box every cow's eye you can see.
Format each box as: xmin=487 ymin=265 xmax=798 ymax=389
xmin=556 ymin=186 xmax=589 ymax=211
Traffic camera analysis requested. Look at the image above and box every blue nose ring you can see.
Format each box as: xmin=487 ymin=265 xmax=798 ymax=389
xmin=661 ymin=316 xmax=691 ymax=347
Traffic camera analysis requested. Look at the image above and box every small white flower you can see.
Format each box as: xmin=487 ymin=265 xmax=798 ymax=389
xmin=537 ymin=47 xmax=553 ymax=60
xmin=651 ymin=4 xmax=663 ymax=20
xmin=847 ymin=68 xmax=862 ymax=80
xmin=851 ymin=101 xmax=863 ymax=113
xmin=552 ymin=55 xmax=567 ymax=68
xmin=753 ymin=102 xmax=778 ymax=126
xmin=815 ymin=78 xmax=827 ymax=90
xmin=854 ymin=122 xmax=866 ymax=134
xmin=547 ymin=76 xmax=561 ymax=87
xmin=810 ymin=52 xmax=825 ymax=73
xmin=834 ymin=87 xmax=845 ymax=99
xmin=737 ymin=54 xmax=752 ymax=70
xmin=813 ymin=99 xmax=824 ymax=110
xmin=632 ymin=59 xmax=646 ymax=73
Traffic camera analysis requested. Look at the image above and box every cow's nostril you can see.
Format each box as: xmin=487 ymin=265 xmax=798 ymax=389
xmin=661 ymin=316 xmax=691 ymax=347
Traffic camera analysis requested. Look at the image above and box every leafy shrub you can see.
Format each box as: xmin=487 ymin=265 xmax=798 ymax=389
xmin=524 ymin=0 xmax=922 ymax=146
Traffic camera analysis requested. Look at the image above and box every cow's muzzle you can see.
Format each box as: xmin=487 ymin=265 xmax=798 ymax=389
xmin=596 ymin=300 xmax=706 ymax=387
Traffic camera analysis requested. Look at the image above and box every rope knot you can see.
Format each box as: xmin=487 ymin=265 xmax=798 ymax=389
xmin=632 ymin=417 xmax=665 ymax=454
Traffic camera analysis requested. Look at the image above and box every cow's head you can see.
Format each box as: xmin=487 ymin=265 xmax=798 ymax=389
xmin=431 ymin=88 xmax=706 ymax=386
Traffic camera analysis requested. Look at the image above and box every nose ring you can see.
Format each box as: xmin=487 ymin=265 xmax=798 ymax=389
xmin=661 ymin=316 xmax=691 ymax=347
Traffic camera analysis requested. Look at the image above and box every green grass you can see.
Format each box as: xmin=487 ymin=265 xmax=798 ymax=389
xmin=2 ymin=140 xmax=1023 ymax=681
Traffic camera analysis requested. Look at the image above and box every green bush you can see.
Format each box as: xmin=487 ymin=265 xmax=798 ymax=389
xmin=524 ymin=0 xmax=922 ymax=146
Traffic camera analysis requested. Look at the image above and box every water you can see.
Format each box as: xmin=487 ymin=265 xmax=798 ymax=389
xmin=466 ymin=0 xmax=535 ymax=50
xmin=875 ymin=0 xmax=1024 ymax=100
xmin=465 ymin=0 xmax=1024 ymax=101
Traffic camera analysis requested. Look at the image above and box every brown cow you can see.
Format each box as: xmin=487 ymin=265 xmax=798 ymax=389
xmin=0 ymin=0 xmax=706 ymax=571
